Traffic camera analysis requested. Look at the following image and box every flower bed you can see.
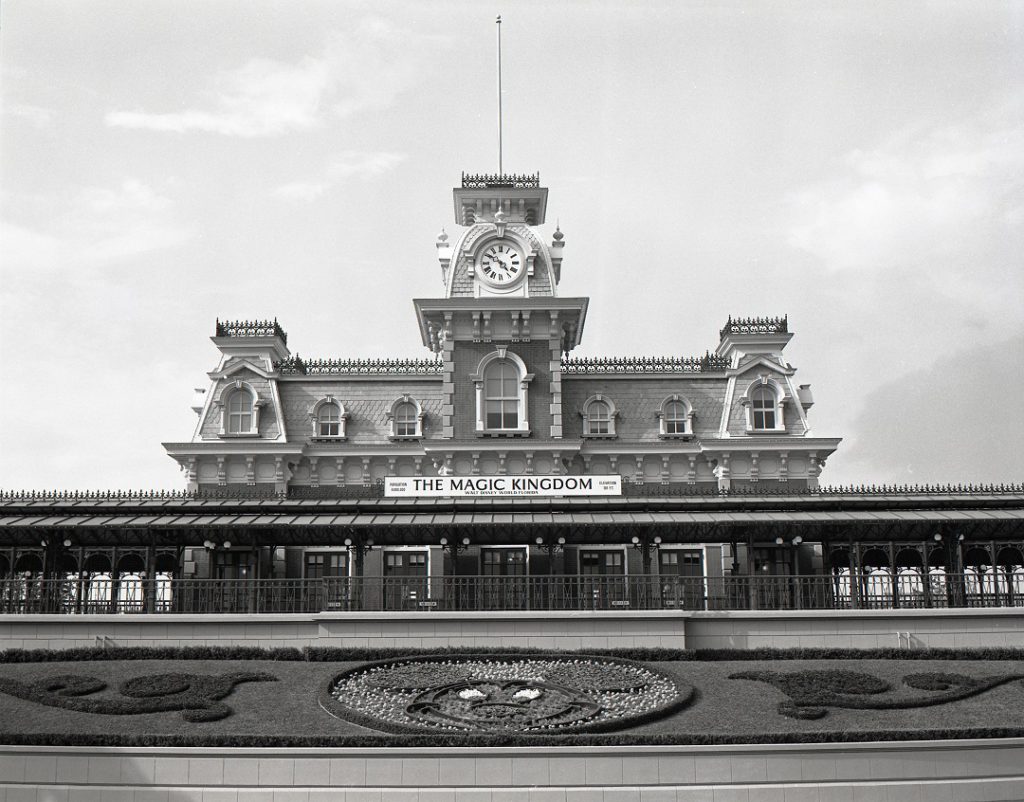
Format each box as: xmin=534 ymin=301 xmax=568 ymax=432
xmin=323 ymin=654 xmax=694 ymax=734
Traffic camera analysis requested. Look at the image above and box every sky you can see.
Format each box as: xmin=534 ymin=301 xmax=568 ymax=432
xmin=1 ymin=0 xmax=1022 ymax=491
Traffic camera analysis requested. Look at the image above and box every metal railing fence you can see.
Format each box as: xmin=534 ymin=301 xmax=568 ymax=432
xmin=1 ymin=572 xmax=1023 ymax=615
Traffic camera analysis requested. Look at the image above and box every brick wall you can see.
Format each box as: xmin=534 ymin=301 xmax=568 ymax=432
xmin=451 ymin=341 xmax=555 ymax=439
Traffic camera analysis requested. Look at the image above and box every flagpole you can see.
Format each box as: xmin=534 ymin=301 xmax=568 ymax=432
xmin=496 ymin=14 xmax=503 ymax=176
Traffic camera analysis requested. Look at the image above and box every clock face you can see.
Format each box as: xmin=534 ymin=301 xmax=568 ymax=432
xmin=479 ymin=243 xmax=522 ymax=285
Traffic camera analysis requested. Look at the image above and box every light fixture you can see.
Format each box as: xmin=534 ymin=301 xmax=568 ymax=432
xmin=557 ymin=536 xmax=566 ymax=545
xmin=62 ymin=539 xmax=72 ymax=548
xmin=439 ymin=537 xmax=448 ymax=546
xmin=40 ymin=539 xmax=48 ymax=548
xmin=461 ymin=537 xmax=470 ymax=546
xmin=222 ymin=541 xmax=231 ymax=549
xmin=535 ymin=537 xmax=544 ymax=545
xmin=793 ymin=536 xmax=803 ymax=546
xmin=631 ymin=536 xmax=640 ymax=544
xmin=958 ymin=534 xmax=965 ymax=542
xmin=366 ymin=539 xmax=374 ymax=547
xmin=203 ymin=540 xmax=214 ymax=549
xmin=775 ymin=537 xmax=784 ymax=545
xmin=344 ymin=538 xmax=353 ymax=547
xmin=933 ymin=533 xmax=942 ymax=542
xmin=653 ymin=536 xmax=662 ymax=545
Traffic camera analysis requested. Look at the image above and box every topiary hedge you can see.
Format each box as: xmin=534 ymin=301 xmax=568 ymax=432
xmin=1 ymin=726 xmax=1023 ymax=749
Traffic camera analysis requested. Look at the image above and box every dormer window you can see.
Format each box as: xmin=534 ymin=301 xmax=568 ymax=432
xmin=740 ymin=376 xmax=788 ymax=433
xmin=387 ymin=396 xmax=424 ymax=439
xmin=658 ymin=395 xmax=693 ymax=439
xmin=216 ymin=381 xmax=264 ymax=437
xmin=582 ymin=395 xmax=618 ymax=438
xmin=472 ymin=348 xmax=533 ymax=436
xmin=310 ymin=397 xmax=348 ymax=441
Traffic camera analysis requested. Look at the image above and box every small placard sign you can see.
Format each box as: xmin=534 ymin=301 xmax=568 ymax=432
xmin=385 ymin=475 xmax=622 ymax=498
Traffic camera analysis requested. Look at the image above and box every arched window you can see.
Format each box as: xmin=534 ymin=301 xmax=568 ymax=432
xmin=227 ymin=390 xmax=253 ymax=434
xmin=582 ymin=395 xmax=617 ymax=438
xmin=472 ymin=349 xmax=533 ymax=435
xmin=741 ymin=377 xmax=787 ymax=433
xmin=310 ymin=397 xmax=348 ymax=440
xmin=658 ymin=395 xmax=693 ymax=438
xmin=387 ymin=396 xmax=424 ymax=439
xmin=217 ymin=380 xmax=263 ymax=437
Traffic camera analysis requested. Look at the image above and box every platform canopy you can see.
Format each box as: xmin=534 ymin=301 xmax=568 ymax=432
xmin=0 ymin=489 xmax=1021 ymax=547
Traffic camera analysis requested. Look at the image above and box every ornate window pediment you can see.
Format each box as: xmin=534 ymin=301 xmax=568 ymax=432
xmin=309 ymin=397 xmax=348 ymax=441
xmin=657 ymin=395 xmax=694 ymax=439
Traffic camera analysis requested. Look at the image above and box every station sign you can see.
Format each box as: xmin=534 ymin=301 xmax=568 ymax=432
xmin=384 ymin=475 xmax=622 ymax=498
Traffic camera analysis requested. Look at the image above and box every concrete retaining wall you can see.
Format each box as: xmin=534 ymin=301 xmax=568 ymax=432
xmin=2 ymin=740 xmax=1023 ymax=800
xmin=3 ymin=608 xmax=1024 ymax=652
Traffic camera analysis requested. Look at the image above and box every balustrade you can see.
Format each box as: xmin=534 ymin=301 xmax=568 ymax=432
xmin=1 ymin=573 xmax=1022 ymax=615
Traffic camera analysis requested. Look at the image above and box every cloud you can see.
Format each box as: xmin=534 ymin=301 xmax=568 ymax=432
xmin=836 ymin=335 xmax=1024 ymax=484
xmin=105 ymin=19 xmax=448 ymax=138
xmin=787 ymin=100 xmax=1024 ymax=274
xmin=272 ymin=151 xmax=407 ymax=202
xmin=3 ymin=179 xmax=191 ymax=272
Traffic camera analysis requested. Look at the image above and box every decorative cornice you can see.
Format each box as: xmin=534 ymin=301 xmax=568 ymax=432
xmin=275 ymin=356 xmax=443 ymax=376
xmin=561 ymin=353 xmax=730 ymax=374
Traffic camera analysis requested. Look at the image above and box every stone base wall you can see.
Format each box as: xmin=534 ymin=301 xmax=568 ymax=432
xmin=2 ymin=740 xmax=1023 ymax=800
xmin=3 ymin=608 xmax=1024 ymax=652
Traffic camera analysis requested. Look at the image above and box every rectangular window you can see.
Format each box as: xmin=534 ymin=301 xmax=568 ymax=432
xmin=580 ymin=550 xmax=625 ymax=576
xmin=305 ymin=552 xmax=349 ymax=579
xmin=482 ymin=548 xmax=527 ymax=576
xmin=384 ymin=551 xmax=428 ymax=577
xmin=659 ymin=550 xmax=703 ymax=576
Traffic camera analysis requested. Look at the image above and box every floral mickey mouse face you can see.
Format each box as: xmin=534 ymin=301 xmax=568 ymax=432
xmin=408 ymin=679 xmax=601 ymax=731
xmin=324 ymin=656 xmax=694 ymax=734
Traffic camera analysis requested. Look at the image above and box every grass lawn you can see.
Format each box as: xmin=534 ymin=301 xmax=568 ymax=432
xmin=0 ymin=650 xmax=1022 ymax=746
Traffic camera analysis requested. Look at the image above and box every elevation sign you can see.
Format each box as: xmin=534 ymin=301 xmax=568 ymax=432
xmin=385 ymin=475 xmax=622 ymax=498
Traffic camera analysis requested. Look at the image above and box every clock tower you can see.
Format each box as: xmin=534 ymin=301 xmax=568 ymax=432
xmin=413 ymin=172 xmax=588 ymax=466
